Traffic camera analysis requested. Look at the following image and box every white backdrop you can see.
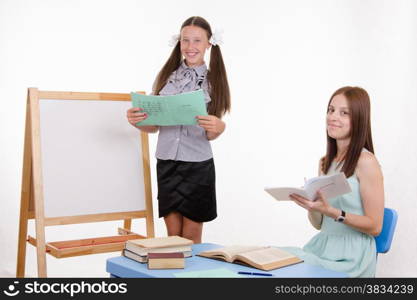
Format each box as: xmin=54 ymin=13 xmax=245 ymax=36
xmin=1 ymin=0 xmax=416 ymax=277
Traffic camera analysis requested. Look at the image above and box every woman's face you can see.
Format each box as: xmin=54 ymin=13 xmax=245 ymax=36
xmin=180 ymin=25 xmax=210 ymax=67
xmin=327 ymin=94 xmax=351 ymax=141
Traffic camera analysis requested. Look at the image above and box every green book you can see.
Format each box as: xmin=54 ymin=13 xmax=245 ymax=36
xmin=131 ymin=90 xmax=208 ymax=126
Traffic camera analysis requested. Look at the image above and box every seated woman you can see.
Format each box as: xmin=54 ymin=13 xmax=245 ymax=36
xmin=284 ymin=86 xmax=384 ymax=277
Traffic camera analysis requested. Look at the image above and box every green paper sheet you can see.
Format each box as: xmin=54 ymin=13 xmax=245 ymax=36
xmin=131 ymin=90 xmax=208 ymax=126
xmin=173 ymin=268 xmax=244 ymax=278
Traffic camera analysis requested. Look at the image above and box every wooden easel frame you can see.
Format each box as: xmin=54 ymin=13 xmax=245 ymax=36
xmin=16 ymin=88 xmax=155 ymax=277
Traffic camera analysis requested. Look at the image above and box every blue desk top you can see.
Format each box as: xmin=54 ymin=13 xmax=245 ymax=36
xmin=106 ymin=243 xmax=347 ymax=278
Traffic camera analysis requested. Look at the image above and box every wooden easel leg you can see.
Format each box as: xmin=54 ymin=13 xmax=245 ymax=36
xmin=120 ymin=219 xmax=133 ymax=254
xmin=123 ymin=219 xmax=132 ymax=231
xmin=29 ymin=87 xmax=48 ymax=277
xmin=34 ymin=221 xmax=47 ymax=277
xmin=17 ymin=91 xmax=33 ymax=277
xmin=16 ymin=202 xmax=29 ymax=277
xmin=141 ymin=131 xmax=155 ymax=238
xmin=146 ymin=214 xmax=155 ymax=238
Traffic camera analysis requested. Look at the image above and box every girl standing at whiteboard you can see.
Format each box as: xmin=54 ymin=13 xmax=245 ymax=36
xmin=127 ymin=16 xmax=230 ymax=243
xmin=284 ymin=86 xmax=384 ymax=277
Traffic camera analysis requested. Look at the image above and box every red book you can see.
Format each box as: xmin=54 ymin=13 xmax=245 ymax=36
xmin=148 ymin=252 xmax=184 ymax=259
xmin=148 ymin=252 xmax=185 ymax=269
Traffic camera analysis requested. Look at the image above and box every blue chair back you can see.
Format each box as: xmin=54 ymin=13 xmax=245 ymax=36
xmin=375 ymin=208 xmax=398 ymax=254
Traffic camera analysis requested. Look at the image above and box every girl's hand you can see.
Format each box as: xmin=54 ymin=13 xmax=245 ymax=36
xmin=289 ymin=190 xmax=334 ymax=216
xmin=127 ymin=107 xmax=147 ymax=127
xmin=196 ymin=115 xmax=225 ymax=133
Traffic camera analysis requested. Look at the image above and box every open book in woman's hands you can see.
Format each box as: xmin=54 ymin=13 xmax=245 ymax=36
xmin=264 ymin=172 xmax=351 ymax=201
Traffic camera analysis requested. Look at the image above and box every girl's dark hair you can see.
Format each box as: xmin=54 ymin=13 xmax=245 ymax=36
xmin=322 ymin=86 xmax=374 ymax=178
xmin=153 ymin=16 xmax=230 ymax=118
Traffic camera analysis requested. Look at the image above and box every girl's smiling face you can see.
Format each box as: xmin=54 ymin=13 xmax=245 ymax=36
xmin=180 ymin=25 xmax=210 ymax=67
xmin=327 ymin=94 xmax=352 ymax=141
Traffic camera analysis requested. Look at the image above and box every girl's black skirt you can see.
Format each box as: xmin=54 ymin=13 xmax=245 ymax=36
xmin=156 ymin=158 xmax=217 ymax=223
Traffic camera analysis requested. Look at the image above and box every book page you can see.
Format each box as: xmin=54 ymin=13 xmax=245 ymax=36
xmin=236 ymin=247 xmax=295 ymax=265
xmin=131 ymin=90 xmax=208 ymax=126
xmin=304 ymin=172 xmax=351 ymax=200
xmin=200 ymin=246 xmax=263 ymax=262
xmin=264 ymin=187 xmax=307 ymax=201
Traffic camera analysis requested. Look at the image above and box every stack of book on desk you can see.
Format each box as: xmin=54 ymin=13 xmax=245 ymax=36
xmin=123 ymin=236 xmax=193 ymax=267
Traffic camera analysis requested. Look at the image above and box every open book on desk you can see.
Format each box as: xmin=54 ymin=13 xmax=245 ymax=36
xmin=264 ymin=172 xmax=351 ymax=201
xmin=197 ymin=246 xmax=302 ymax=271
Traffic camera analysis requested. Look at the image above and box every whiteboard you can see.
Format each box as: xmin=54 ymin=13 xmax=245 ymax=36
xmin=39 ymin=99 xmax=146 ymax=218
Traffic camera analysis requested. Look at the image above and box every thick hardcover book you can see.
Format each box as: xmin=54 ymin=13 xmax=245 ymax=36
xmin=125 ymin=236 xmax=193 ymax=256
xmin=198 ymin=246 xmax=303 ymax=271
xmin=147 ymin=252 xmax=185 ymax=269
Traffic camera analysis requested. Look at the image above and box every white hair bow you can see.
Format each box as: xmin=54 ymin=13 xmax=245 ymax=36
xmin=209 ymin=29 xmax=224 ymax=46
xmin=168 ymin=34 xmax=180 ymax=47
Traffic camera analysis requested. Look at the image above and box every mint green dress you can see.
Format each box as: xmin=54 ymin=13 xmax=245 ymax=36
xmin=282 ymin=161 xmax=377 ymax=277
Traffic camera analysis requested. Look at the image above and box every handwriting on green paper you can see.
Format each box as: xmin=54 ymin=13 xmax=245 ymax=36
xmin=131 ymin=90 xmax=208 ymax=126
xmin=173 ymin=268 xmax=244 ymax=278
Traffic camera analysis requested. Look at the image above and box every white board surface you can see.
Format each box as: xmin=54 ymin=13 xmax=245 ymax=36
xmin=39 ymin=99 xmax=146 ymax=218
